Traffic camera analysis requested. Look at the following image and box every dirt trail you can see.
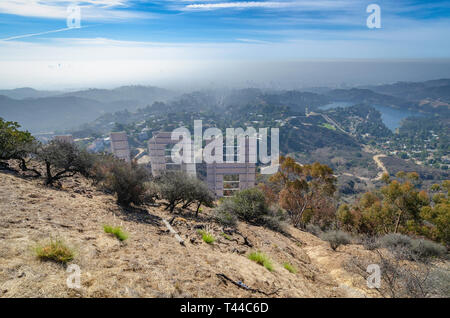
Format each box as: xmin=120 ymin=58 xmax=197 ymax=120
xmin=373 ymin=154 xmax=388 ymax=180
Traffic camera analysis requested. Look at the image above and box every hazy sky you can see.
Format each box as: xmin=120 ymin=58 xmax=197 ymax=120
xmin=0 ymin=0 xmax=449 ymax=89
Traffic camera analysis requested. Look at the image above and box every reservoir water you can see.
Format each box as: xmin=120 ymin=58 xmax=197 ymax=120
xmin=319 ymin=102 xmax=425 ymax=131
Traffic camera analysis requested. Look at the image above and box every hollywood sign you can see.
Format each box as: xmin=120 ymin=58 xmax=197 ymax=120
xmin=148 ymin=120 xmax=280 ymax=197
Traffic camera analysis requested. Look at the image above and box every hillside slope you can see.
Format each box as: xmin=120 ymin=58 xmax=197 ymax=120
xmin=0 ymin=171 xmax=378 ymax=298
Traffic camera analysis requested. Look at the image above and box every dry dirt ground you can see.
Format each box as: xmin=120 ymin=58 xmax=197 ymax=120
xmin=0 ymin=170 xmax=380 ymax=298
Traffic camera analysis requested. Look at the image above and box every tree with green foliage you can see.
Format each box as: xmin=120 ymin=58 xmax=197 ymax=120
xmin=345 ymin=173 xmax=449 ymax=246
xmin=0 ymin=117 xmax=39 ymax=174
xmin=419 ymin=185 xmax=450 ymax=245
xmin=350 ymin=172 xmax=430 ymax=235
xmin=336 ymin=204 xmax=355 ymax=231
xmin=266 ymin=156 xmax=336 ymax=228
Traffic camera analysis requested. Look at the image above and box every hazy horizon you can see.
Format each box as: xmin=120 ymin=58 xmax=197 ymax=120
xmin=1 ymin=59 xmax=450 ymax=91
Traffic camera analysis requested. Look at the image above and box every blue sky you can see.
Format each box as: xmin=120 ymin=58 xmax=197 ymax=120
xmin=1 ymin=1 xmax=449 ymax=47
xmin=0 ymin=1 xmax=449 ymax=88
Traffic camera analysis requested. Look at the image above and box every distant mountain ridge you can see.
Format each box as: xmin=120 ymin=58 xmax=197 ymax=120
xmin=363 ymin=79 xmax=450 ymax=103
xmin=0 ymin=87 xmax=60 ymax=99
xmin=0 ymin=85 xmax=177 ymax=133
xmin=0 ymin=95 xmax=108 ymax=133
xmin=58 ymin=85 xmax=175 ymax=106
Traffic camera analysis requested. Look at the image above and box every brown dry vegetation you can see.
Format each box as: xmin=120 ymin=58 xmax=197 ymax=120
xmin=1 ymin=169 xmax=384 ymax=298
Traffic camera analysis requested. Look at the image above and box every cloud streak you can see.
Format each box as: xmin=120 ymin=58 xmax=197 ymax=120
xmin=184 ymin=1 xmax=351 ymax=10
xmin=186 ymin=1 xmax=291 ymax=9
xmin=0 ymin=26 xmax=82 ymax=41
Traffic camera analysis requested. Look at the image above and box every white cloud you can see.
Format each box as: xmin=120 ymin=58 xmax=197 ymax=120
xmin=184 ymin=1 xmax=351 ymax=10
xmin=0 ymin=0 xmax=149 ymax=20
xmin=186 ymin=1 xmax=291 ymax=9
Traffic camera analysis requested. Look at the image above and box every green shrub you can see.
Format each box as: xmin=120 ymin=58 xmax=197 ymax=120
xmin=360 ymin=234 xmax=379 ymax=251
xmin=305 ymin=224 xmax=322 ymax=236
xmin=197 ymin=230 xmax=215 ymax=244
xmin=230 ymin=188 xmax=269 ymax=222
xmin=213 ymin=188 xmax=285 ymax=231
xmin=102 ymin=160 xmax=153 ymax=206
xmin=412 ymin=239 xmax=446 ymax=260
xmin=261 ymin=205 xmax=288 ymax=232
xmin=378 ymin=233 xmax=413 ymax=251
xmin=248 ymin=251 xmax=274 ymax=271
xmin=213 ymin=200 xmax=238 ymax=227
xmin=34 ymin=239 xmax=74 ymax=264
xmin=321 ymin=230 xmax=352 ymax=251
xmin=378 ymin=233 xmax=446 ymax=262
xmin=104 ymin=225 xmax=129 ymax=241
xmin=378 ymin=233 xmax=414 ymax=260
xmin=283 ymin=262 xmax=297 ymax=273
xmin=425 ymin=268 xmax=450 ymax=297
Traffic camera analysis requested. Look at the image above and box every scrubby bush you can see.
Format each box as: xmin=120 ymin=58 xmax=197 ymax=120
xmin=157 ymin=171 xmax=213 ymax=213
xmin=425 ymin=268 xmax=450 ymax=297
xmin=181 ymin=177 xmax=215 ymax=216
xmin=231 ymin=188 xmax=270 ymax=222
xmin=378 ymin=233 xmax=413 ymax=252
xmin=378 ymin=233 xmax=446 ymax=262
xmin=90 ymin=153 xmax=118 ymax=185
xmin=411 ymin=239 xmax=446 ymax=261
xmin=36 ymin=140 xmax=98 ymax=185
xmin=142 ymin=181 xmax=160 ymax=204
xmin=90 ymin=154 xmax=157 ymax=206
xmin=321 ymin=230 xmax=352 ymax=251
xmin=379 ymin=233 xmax=447 ymax=262
xmin=34 ymin=239 xmax=74 ymax=264
xmin=103 ymin=225 xmax=129 ymax=241
xmin=102 ymin=160 xmax=154 ymax=206
xmin=248 ymin=251 xmax=274 ymax=271
xmin=213 ymin=200 xmax=238 ymax=227
xmin=347 ymin=247 xmax=449 ymax=298
xmin=378 ymin=233 xmax=414 ymax=260
xmin=212 ymin=188 xmax=286 ymax=231
xmin=305 ymin=223 xmax=322 ymax=237
xmin=359 ymin=234 xmax=379 ymax=250
xmin=260 ymin=205 xmax=288 ymax=232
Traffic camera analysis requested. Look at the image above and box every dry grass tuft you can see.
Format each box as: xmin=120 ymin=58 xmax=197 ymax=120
xmin=34 ymin=238 xmax=74 ymax=264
